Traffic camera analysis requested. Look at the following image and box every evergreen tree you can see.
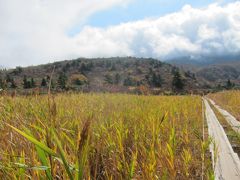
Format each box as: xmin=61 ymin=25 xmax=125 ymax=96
xmin=104 ymin=74 xmax=113 ymax=84
xmin=80 ymin=63 xmax=87 ymax=72
xmin=110 ymin=64 xmax=116 ymax=71
xmin=75 ymin=78 xmax=83 ymax=86
xmin=10 ymin=79 xmax=17 ymax=88
xmin=151 ymin=73 xmax=162 ymax=87
xmin=45 ymin=75 xmax=55 ymax=89
xmin=0 ymin=77 xmax=6 ymax=89
xmin=0 ymin=77 xmax=3 ymax=89
xmin=6 ymin=74 xmax=12 ymax=83
xmin=41 ymin=78 xmax=47 ymax=87
xmin=114 ymin=73 xmax=121 ymax=84
xmin=87 ymin=62 xmax=94 ymax=70
xmin=23 ymin=75 xmax=29 ymax=89
xmin=172 ymin=71 xmax=184 ymax=91
xmin=31 ymin=78 xmax=36 ymax=88
xmin=13 ymin=66 xmax=23 ymax=75
xmin=146 ymin=72 xmax=162 ymax=87
xmin=226 ymin=79 xmax=234 ymax=89
xmin=123 ymin=76 xmax=136 ymax=86
xmin=58 ymin=73 xmax=67 ymax=89
xmin=46 ymin=75 xmax=50 ymax=82
xmin=50 ymin=80 xmax=55 ymax=89
xmin=23 ymin=76 xmax=34 ymax=89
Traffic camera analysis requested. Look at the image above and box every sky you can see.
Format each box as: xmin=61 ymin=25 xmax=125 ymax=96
xmin=0 ymin=0 xmax=240 ymax=67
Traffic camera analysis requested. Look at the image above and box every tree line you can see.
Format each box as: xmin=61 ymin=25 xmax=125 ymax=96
xmin=0 ymin=74 xmax=69 ymax=90
xmin=0 ymin=70 xmax=186 ymax=91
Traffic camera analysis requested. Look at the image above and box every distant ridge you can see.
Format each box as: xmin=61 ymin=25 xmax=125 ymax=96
xmin=0 ymin=57 xmax=201 ymax=94
xmin=1 ymin=57 xmax=239 ymax=93
xmin=167 ymin=54 xmax=240 ymax=67
xmin=169 ymin=57 xmax=240 ymax=88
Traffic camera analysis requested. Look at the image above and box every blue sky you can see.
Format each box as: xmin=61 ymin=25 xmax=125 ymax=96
xmin=89 ymin=0 xmax=217 ymax=26
xmin=69 ymin=0 xmax=236 ymax=36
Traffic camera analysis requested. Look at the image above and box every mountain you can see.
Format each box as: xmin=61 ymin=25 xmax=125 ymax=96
xmin=167 ymin=54 xmax=240 ymax=67
xmin=0 ymin=57 xmax=203 ymax=94
xmin=169 ymin=58 xmax=240 ymax=88
xmin=196 ymin=61 xmax=240 ymax=84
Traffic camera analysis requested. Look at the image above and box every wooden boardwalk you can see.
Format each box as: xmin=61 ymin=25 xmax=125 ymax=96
xmin=208 ymin=99 xmax=240 ymax=134
xmin=203 ymin=98 xmax=240 ymax=180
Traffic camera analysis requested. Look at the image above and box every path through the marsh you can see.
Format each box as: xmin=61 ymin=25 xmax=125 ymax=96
xmin=208 ymin=99 xmax=240 ymax=134
xmin=203 ymin=98 xmax=240 ymax=180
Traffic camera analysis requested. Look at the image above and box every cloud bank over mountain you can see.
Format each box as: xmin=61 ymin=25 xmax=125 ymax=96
xmin=74 ymin=2 xmax=240 ymax=61
xmin=0 ymin=1 xmax=240 ymax=67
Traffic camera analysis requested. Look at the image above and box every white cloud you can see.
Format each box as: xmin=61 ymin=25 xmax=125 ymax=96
xmin=0 ymin=0 xmax=132 ymax=67
xmin=72 ymin=2 xmax=240 ymax=60
xmin=198 ymin=25 xmax=219 ymax=40
xmin=0 ymin=1 xmax=240 ymax=67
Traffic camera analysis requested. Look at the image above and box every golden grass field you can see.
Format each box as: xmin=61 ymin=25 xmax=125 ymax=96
xmin=209 ymin=90 xmax=240 ymax=120
xmin=0 ymin=93 xmax=213 ymax=179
